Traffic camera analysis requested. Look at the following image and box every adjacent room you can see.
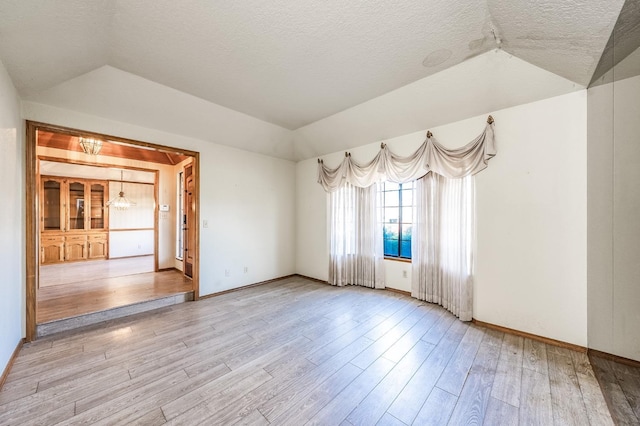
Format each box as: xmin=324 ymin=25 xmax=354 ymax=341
xmin=0 ymin=0 xmax=639 ymax=424
xmin=35 ymin=126 xmax=196 ymax=335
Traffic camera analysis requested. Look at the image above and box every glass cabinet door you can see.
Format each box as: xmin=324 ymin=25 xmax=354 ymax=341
xmin=68 ymin=180 xmax=86 ymax=230
xmin=42 ymin=178 xmax=63 ymax=230
xmin=90 ymin=182 xmax=107 ymax=229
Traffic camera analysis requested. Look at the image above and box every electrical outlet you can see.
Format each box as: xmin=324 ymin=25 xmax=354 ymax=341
xmin=244 ymin=267 xmax=248 ymax=273
xmin=402 ymin=270 xmax=407 ymax=278
xmin=203 ymin=219 xmax=208 ymax=228
xmin=225 ymin=269 xmax=230 ymax=277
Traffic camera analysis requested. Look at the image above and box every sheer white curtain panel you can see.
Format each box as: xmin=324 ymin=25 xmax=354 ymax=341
xmin=412 ymin=174 xmax=476 ymax=321
xmin=329 ymin=182 xmax=385 ymax=288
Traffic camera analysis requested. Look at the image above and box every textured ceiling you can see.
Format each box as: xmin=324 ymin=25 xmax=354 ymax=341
xmin=0 ymin=0 xmax=625 ymax=131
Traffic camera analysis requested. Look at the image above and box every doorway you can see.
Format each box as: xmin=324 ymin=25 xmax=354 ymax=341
xmin=26 ymin=121 xmax=200 ymax=340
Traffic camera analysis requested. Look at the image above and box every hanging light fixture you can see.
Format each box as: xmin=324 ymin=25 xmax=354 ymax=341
xmin=107 ymin=170 xmax=136 ymax=210
xmin=79 ymin=136 xmax=103 ymax=155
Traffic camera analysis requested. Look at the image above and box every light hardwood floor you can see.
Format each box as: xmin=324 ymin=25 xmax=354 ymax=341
xmin=2 ymin=276 xmax=615 ymax=425
xmin=590 ymin=354 xmax=640 ymax=425
xmin=39 ymin=256 xmax=155 ymax=288
xmin=37 ymin=255 xmax=192 ymax=324
xmin=37 ymin=269 xmax=193 ymax=323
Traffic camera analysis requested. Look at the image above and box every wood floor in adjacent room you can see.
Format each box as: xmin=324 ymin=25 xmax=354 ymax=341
xmin=39 ymin=256 xmax=156 ymax=288
xmin=37 ymin=256 xmax=192 ymax=323
xmin=1 ymin=276 xmax=615 ymax=425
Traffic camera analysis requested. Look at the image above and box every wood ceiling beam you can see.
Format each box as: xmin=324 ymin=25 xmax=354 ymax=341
xmin=37 ymin=130 xmax=189 ymax=166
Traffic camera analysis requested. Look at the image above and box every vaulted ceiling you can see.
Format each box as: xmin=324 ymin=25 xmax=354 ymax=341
xmin=0 ymin=0 xmax=627 ymax=159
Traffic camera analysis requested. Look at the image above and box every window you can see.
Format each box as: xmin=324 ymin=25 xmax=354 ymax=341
xmin=381 ymin=181 xmax=414 ymax=259
xmin=176 ymin=171 xmax=184 ymax=260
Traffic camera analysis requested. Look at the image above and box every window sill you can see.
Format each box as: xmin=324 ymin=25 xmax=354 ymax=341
xmin=384 ymin=256 xmax=412 ymax=263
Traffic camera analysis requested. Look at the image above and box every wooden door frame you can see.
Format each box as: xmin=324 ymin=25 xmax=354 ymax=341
xmin=183 ymin=163 xmax=195 ymax=279
xmin=25 ymin=121 xmax=201 ymax=341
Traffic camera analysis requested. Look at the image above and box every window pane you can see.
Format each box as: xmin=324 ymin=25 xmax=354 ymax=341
xmin=384 ymin=181 xmax=400 ymax=191
xmin=384 ymin=239 xmax=399 ymax=257
xmin=401 ymin=207 xmax=412 ymax=223
xmin=384 ymin=207 xmax=399 ymax=223
xmin=384 ymin=190 xmax=399 ymax=207
xmin=384 ymin=223 xmax=399 ymax=239
xmin=379 ymin=181 xmax=415 ymax=259
xmin=401 ymin=225 xmax=412 ymax=240
xmin=402 ymin=189 xmax=413 ymax=207
xmin=400 ymin=239 xmax=412 ymax=258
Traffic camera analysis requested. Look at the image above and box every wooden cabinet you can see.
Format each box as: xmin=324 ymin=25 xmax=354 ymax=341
xmin=42 ymin=177 xmax=65 ymax=231
xmin=40 ymin=234 xmax=65 ymax=264
xmin=39 ymin=233 xmax=108 ymax=264
xmin=89 ymin=182 xmax=107 ymax=230
xmin=41 ymin=176 xmax=109 ymax=233
xmin=40 ymin=176 xmax=109 ymax=264
xmin=88 ymin=233 xmax=108 ymax=259
xmin=65 ymin=234 xmax=87 ymax=261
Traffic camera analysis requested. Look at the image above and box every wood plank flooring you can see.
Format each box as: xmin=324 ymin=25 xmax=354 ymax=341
xmin=39 ymin=255 xmax=155 ymax=288
xmin=590 ymin=353 xmax=640 ymax=425
xmin=2 ymin=276 xmax=616 ymax=425
xmin=37 ymin=268 xmax=192 ymax=323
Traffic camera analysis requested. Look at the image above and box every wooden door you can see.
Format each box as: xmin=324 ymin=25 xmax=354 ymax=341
xmin=184 ymin=164 xmax=195 ymax=278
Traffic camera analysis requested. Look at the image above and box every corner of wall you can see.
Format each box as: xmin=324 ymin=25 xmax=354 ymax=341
xmin=0 ymin=57 xmax=26 ymax=372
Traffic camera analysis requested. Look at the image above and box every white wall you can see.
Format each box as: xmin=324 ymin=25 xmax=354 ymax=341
xmin=474 ymin=92 xmax=587 ymax=346
xmin=23 ymin=101 xmax=296 ymax=296
xmin=109 ymin=181 xmax=155 ymax=259
xmin=587 ymin=81 xmax=614 ymax=354
xmin=109 ymin=230 xmax=154 ymax=258
xmin=109 ymin=180 xmax=156 ymax=229
xmin=611 ymin=75 xmax=640 ymax=361
xmin=588 ymin=73 xmax=640 ymax=362
xmin=0 ymin=59 xmax=24 ymax=373
xmin=297 ymin=91 xmax=588 ymax=346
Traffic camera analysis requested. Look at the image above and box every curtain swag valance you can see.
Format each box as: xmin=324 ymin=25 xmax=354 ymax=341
xmin=317 ymin=115 xmax=496 ymax=192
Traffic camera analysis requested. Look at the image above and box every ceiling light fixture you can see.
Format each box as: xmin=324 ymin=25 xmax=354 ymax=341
xmin=107 ymin=170 xmax=136 ymax=210
xmin=79 ymin=137 xmax=103 ymax=155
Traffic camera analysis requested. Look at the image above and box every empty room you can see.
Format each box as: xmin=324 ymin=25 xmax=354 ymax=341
xmin=1 ymin=0 xmax=639 ymax=425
